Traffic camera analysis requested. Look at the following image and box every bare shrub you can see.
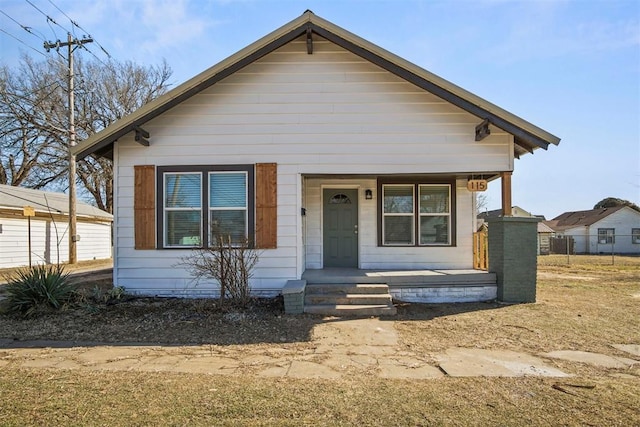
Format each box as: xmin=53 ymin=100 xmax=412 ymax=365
xmin=180 ymin=237 xmax=259 ymax=307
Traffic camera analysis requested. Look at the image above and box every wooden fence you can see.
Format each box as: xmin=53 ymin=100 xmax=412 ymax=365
xmin=473 ymin=231 xmax=488 ymax=270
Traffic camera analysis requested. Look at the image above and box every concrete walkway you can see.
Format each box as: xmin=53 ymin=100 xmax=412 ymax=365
xmin=0 ymin=318 xmax=637 ymax=379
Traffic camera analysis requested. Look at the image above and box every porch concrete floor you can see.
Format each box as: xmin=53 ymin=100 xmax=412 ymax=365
xmin=302 ymin=268 xmax=496 ymax=286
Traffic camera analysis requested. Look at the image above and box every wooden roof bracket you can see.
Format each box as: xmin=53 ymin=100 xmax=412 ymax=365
xmin=306 ymin=25 xmax=313 ymax=54
xmin=134 ymin=126 xmax=150 ymax=146
xmin=475 ymin=118 xmax=491 ymax=141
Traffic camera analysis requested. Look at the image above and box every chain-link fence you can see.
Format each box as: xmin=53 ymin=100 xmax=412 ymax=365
xmin=539 ymin=234 xmax=640 ymax=265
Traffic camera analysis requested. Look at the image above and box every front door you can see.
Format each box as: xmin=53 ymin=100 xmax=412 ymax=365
xmin=323 ymin=189 xmax=358 ymax=268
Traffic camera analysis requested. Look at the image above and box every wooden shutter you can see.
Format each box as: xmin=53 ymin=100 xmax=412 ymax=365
xmin=134 ymin=165 xmax=156 ymax=249
xmin=255 ymin=163 xmax=277 ymax=249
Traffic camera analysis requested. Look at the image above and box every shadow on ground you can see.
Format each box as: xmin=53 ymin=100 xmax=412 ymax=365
xmin=392 ymin=300 xmax=509 ymax=322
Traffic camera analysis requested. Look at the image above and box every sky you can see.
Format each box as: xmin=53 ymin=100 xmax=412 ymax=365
xmin=1 ymin=0 xmax=639 ymax=220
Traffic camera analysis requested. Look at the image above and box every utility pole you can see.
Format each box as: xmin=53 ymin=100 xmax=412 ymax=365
xmin=44 ymin=33 xmax=93 ymax=264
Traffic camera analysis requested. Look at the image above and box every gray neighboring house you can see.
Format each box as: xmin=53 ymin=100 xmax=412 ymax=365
xmin=0 ymin=184 xmax=113 ymax=268
xmin=478 ymin=206 xmax=551 ymax=254
xmin=545 ymin=206 xmax=640 ymax=254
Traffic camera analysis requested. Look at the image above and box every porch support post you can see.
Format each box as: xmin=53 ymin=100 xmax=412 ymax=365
xmin=501 ymin=171 xmax=512 ymax=216
xmin=487 ymin=216 xmax=540 ymax=303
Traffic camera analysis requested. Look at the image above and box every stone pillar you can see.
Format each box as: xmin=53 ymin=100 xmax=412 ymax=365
xmin=487 ymin=217 xmax=540 ymax=303
xmin=282 ymin=280 xmax=306 ymax=314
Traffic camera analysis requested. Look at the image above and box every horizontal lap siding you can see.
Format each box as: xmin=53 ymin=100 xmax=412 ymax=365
xmin=0 ymin=217 xmax=111 ymax=268
xmin=304 ymin=178 xmax=474 ymax=270
xmin=114 ymin=36 xmax=509 ymax=294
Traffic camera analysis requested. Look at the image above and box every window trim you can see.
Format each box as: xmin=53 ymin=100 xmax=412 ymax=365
xmin=632 ymin=228 xmax=640 ymax=244
xmin=163 ymin=171 xmax=202 ymax=248
xmin=156 ymin=165 xmax=254 ymax=249
xmin=418 ymin=184 xmax=452 ymax=245
xmin=377 ymin=177 xmax=456 ymax=247
xmin=208 ymin=170 xmax=249 ymax=245
xmin=381 ymin=184 xmax=415 ymax=246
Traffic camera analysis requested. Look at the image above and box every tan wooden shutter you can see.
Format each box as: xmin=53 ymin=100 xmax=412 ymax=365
xmin=134 ymin=165 xmax=156 ymax=249
xmin=255 ymin=163 xmax=277 ymax=249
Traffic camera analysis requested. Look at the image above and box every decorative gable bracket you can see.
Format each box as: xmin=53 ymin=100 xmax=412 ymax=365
xmin=306 ymin=26 xmax=313 ymax=54
xmin=475 ymin=119 xmax=491 ymax=141
xmin=134 ymin=126 xmax=150 ymax=146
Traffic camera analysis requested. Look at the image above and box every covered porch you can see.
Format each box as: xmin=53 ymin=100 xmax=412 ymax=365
xmin=300 ymin=268 xmax=498 ymax=308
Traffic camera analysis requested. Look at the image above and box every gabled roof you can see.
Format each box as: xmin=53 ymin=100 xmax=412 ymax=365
xmin=73 ymin=10 xmax=560 ymax=160
xmin=0 ymin=184 xmax=112 ymax=221
xmin=545 ymin=206 xmax=629 ymax=231
xmin=478 ymin=206 xmax=534 ymax=220
xmin=537 ymin=222 xmax=555 ymax=233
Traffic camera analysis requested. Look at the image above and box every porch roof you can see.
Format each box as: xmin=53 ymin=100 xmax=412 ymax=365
xmin=73 ymin=11 xmax=560 ymax=161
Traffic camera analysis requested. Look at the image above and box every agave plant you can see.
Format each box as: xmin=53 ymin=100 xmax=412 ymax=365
xmin=4 ymin=265 xmax=76 ymax=317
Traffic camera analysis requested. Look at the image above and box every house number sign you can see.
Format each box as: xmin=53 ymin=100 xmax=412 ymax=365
xmin=467 ymin=180 xmax=488 ymax=192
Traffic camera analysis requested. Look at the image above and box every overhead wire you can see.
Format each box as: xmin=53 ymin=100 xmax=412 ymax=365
xmin=0 ymin=28 xmax=47 ymax=58
xmin=0 ymin=10 xmax=47 ymax=42
xmin=46 ymin=0 xmax=111 ymax=58
xmin=24 ymin=0 xmax=71 ymax=39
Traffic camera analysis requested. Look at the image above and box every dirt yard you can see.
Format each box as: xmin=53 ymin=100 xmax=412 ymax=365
xmin=0 ymin=255 xmax=638 ymax=426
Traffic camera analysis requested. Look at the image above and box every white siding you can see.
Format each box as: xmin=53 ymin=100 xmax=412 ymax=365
xmin=304 ymin=178 xmax=475 ymax=270
xmin=113 ymin=35 xmax=511 ymax=296
xmin=0 ymin=216 xmax=112 ymax=268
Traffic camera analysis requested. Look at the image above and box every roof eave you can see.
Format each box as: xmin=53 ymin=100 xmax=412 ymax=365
xmin=73 ymin=11 xmax=560 ymax=160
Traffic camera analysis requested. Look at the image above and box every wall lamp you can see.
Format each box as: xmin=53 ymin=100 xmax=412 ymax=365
xmin=365 ymin=189 xmax=373 ymax=200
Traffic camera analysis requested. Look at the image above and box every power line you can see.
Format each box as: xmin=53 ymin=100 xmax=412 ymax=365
xmin=0 ymin=28 xmax=47 ymax=58
xmin=46 ymin=0 xmax=111 ymax=58
xmin=24 ymin=0 xmax=72 ymax=39
xmin=0 ymin=10 xmax=47 ymax=42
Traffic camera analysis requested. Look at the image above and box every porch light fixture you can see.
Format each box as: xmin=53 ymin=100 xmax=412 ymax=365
xmin=365 ymin=189 xmax=373 ymax=200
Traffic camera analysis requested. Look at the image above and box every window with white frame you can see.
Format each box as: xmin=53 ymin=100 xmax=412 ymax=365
xmin=597 ymin=228 xmax=615 ymax=245
xmin=382 ymin=184 xmax=415 ymax=245
xmin=632 ymin=228 xmax=640 ymax=244
xmin=209 ymin=172 xmax=248 ymax=244
xmin=380 ymin=181 xmax=454 ymax=246
xmin=164 ymin=172 xmax=202 ymax=247
xmin=419 ymin=185 xmax=451 ymax=245
xmin=157 ymin=165 xmax=254 ymax=248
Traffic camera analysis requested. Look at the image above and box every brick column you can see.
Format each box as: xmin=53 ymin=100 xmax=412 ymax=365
xmin=487 ymin=217 xmax=540 ymax=303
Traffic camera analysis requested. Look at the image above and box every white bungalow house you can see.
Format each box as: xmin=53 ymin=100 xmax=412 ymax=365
xmin=72 ymin=12 xmax=560 ymax=308
xmin=0 ymin=184 xmax=113 ymax=268
xmin=546 ymin=206 xmax=640 ymax=254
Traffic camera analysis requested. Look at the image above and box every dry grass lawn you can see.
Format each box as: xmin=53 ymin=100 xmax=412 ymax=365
xmin=0 ymin=255 xmax=638 ymax=426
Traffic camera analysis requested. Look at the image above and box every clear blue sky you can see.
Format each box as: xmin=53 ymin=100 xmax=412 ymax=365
xmin=1 ymin=0 xmax=639 ymax=219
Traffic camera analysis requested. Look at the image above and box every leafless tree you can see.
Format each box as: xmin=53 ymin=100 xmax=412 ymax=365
xmin=0 ymin=55 xmax=172 ymax=213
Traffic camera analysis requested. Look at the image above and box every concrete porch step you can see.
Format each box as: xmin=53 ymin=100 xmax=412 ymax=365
xmin=303 ymin=283 xmax=396 ymax=316
xmin=305 ymin=293 xmax=392 ymax=306
xmin=304 ymin=304 xmax=397 ymax=317
xmin=305 ymin=283 xmax=390 ymax=295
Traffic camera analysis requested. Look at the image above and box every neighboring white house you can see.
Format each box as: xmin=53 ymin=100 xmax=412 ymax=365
xmin=71 ymin=12 xmax=560 ymax=301
xmin=546 ymin=206 xmax=640 ymax=254
xmin=0 ymin=184 xmax=113 ymax=268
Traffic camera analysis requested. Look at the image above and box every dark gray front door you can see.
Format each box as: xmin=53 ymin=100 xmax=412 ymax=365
xmin=323 ymin=189 xmax=358 ymax=268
